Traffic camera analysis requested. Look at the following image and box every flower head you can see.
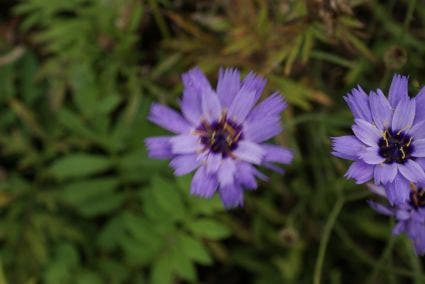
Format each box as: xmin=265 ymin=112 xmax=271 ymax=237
xmin=368 ymin=183 xmax=425 ymax=255
xmin=145 ymin=67 xmax=293 ymax=208
xmin=332 ymin=74 xmax=425 ymax=205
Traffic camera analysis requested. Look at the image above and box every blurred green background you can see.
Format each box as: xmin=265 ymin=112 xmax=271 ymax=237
xmin=0 ymin=0 xmax=424 ymax=283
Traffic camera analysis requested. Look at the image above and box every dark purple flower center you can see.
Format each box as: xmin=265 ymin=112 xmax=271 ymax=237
xmin=410 ymin=185 xmax=425 ymax=209
xmin=378 ymin=129 xmax=413 ymax=164
xmin=196 ymin=116 xmax=243 ymax=158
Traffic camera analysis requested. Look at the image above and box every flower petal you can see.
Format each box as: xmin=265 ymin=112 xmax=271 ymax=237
xmin=236 ymin=162 xmax=259 ymax=190
xmin=219 ymin=183 xmax=244 ymax=209
xmin=205 ymin=153 xmax=222 ymax=174
xmin=190 ymin=166 xmax=218 ymax=198
xmin=407 ymin=120 xmax=425 ymax=140
xmin=343 ymin=86 xmax=372 ymax=122
xmin=148 ymin=103 xmax=191 ymax=133
xmin=331 ymin=135 xmax=365 ymax=160
xmin=345 ymin=161 xmax=373 ymax=184
xmin=407 ymin=221 xmax=425 ymax=255
xmin=243 ymin=93 xmax=286 ymax=142
xmin=145 ymin=136 xmax=173 ymax=159
xmin=170 ymin=134 xmax=200 ymax=154
xmin=388 ymin=74 xmax=409 ymax=108
xmin=359 ymin=147 xmax=386 ymax=164
xmin=367 ymin=200 xmax=394 ymax=216
xmin=170 ymin=154 xmax=200 ymax=176
xmin=261 ymin=144 xmax=293 ymax=164
xmin=398 ymin=160 xmax=425 ymax=183
xmin=233 ymin=140 xmax=264 ymax=164
xmin=217 ymin=158 xmax=236 ymax=186
xmin=412 ymin=139 xmax=425 ymax=157
xmin=373 ymin=163 xmax=397 ymax=184
xmin=181 ymin=68 xmax=211 ymax=125
xmin=352 ymin=119 xmax=381 ymax=147
xmin=414 ymin=86 xmax=425 ymax=123
xmin=392 ymin=221 xmax=406 ymax=235
xmin=392 ymin=98 xmax=415 ymax=131
xmin=369 ymin=90 xmax=392 ymax=130
xmin=385 ymin=174 xmax=410 ymax=205
xmin=216 ymin=68 xmax=240 ymax=108
xmin=241 ymin=71 xmax=267 ymax=101
xmin=366 ymin=183 xmax=386 ymax=197
xmin=201 ymin=90 xmax=222 ymax=123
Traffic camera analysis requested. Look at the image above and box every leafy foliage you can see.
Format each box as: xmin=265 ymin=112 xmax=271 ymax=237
xmin=0 ymin=0 xmax=424 ymax=283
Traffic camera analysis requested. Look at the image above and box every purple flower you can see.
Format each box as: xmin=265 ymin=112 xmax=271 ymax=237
xmin=368 ymin=183 xmax=425 ymax=256
xmin=145 ymin=67 xmax=293 ymax=208
xmin=332 ymin=74 xmax=425 ymax=205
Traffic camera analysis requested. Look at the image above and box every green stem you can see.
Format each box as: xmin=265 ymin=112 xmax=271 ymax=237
xmin=313 ymin=197 xmax=344 ymax=284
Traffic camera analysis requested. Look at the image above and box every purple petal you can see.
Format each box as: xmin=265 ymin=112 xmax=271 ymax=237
xmin=359 ymin=147 xmax=385 ymax=165
xmin=205 ymin=153 xmax=222 ymax=174
xmin=415 ymin=158 xmax=425 ymax=170
xmin=170 ymin=154 xmax=199 ymax=176
xmin=216 ymin=68 xmax=240 ymax=108
xmin=414 ymin=86 xmax=425 ymax=123
xmin=407 ymin=120 xmax=425 ymax=140
xmin=233 ymin=141 xmax=264 ymax=164
xmin=201 ymin=90 xmax=222 ymax=123
xmin=191 ymin=166 xmax=218 ymax=198
xmin=385 ymin=174 xmax=410 ymax=205
xmin=148 ymin=103 xmax=191 ymax=133
xmin=227 ymin=89 xmax=257 ymax=123
xmin=243 ymin=117 xmax=282 ymax=143
xmin=331 ymin=135 xmax=365 ymax=161
xmin=345 ymin=161 xmax=374 ymax=184
xmin=388 ymin=74 xmax=409 ymax=108
xmin=219 ymin=183 xmax=244 ymax=209
xmin=144 ymin=136 xmax=173 ymax=159
xmin=398 ymin=160 xmax=425 ymax=183
xmin=412 ymin=139 xmax=425 ymax=157
xmin=243 ymin=93 xmax=286 ymax=143
xmin=392 ymin=98 xmax=415 ymax=131
xmin=369 ymin=90 xmax=392 ymax=130
xmin=181 ymin=68 xmax=212 ymax=125
xmin=343 ymin=86 xmax=372 ymax=122
xmin=373 ymin=163 xmax=397 ymax=184
xmin=241 ymin=71 xmax=267 ymax=101
xmin=261 ymin=144 xmax=293 ymax=164
xmin=217 ymin=158 xmax=236 ymax=186
xmin=170 ymin=134 xmax=200 ymax=154
xmin=366 ymin=183 xmax=386 ymax=197
xmin=247 ymin=92 xmax=287 ymax=121
xmin=392 ymin=221 xmax=406 ymax=235
xmin=395 ymin=209 xmax=411 ymax=220
xmin=236 ymin=162 xmax=259 ymax=190
xmin=407 ymin=221 xmax=425 ymax=255
xmin=352 ymin=119 xmax=381 ymax=147
xmin=367 ymin=200 xmax=394 ymax=216
xmin=263 ymin=162 xmax=285 ymax=174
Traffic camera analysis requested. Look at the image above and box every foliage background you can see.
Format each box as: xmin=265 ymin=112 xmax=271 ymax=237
xmin=0 ymin=0 xmax=424 ymax=283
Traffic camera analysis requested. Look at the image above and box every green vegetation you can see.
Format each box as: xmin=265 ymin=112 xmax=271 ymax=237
xmin=0 ymin=0 xmax=424 ymax=283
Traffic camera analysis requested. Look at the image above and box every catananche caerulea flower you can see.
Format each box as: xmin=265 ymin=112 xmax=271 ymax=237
xmin=332 ymin=74 xmax=425 ymax=205
xmin=368 ymin=183 xmax=425 ymax=255
xmin=145 ymin=67 xmax=293 ymax=208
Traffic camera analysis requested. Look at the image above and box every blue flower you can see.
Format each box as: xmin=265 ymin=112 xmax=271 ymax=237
xmin=145 ymin=67 xmax=293 ymax=208
xmin=332 ymin=74 xmax=425 ymax=205
xmin=368 ymin=183 xmax=425 ymax=256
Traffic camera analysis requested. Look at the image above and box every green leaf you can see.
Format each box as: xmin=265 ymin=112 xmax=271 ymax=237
xmin=149 ymin=176 xmax=186 ymax=220
xmin=169 ymin=245 xmax=196 ymax=282
xmin=49 ymin=154 xmax=113 ymax=179
xmin=178 ymin=233 xmax=212 ymax=265
xmin=58 ymin=178 xmax=124 ymax=217
xmin=187 ymin=218 xmax=231 ymax=240
xmin=150 ymin=255 xmax=173 ymax=284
